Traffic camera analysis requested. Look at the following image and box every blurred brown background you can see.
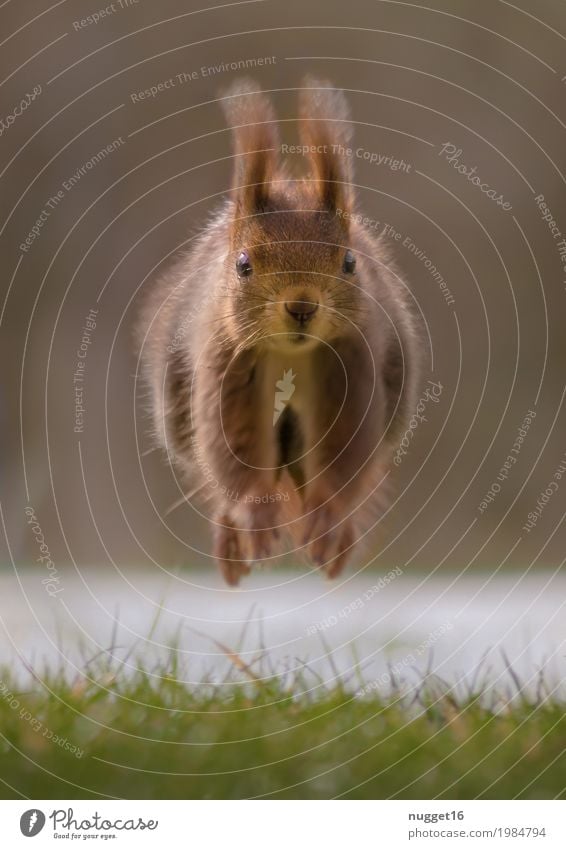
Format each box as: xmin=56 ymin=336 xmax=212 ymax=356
xmin=2 ymin=0 xmax=565 ymax=575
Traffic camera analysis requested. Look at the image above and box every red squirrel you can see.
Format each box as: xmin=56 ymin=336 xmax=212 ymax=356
xmin=137 ymin=78 xmax=419 ymax=585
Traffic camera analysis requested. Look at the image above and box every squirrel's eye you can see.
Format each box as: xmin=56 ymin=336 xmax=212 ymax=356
xmin=342 ymin=249 xmax=356 ymax=274
xmin=236 ymin=250 xmax=253 ymax=278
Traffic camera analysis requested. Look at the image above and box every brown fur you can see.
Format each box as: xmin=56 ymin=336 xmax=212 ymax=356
xmin=137 ymin=78 xmax=420 ymax=585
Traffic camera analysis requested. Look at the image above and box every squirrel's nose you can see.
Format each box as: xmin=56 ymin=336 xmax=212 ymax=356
xmin=285 ymin=298 xmax=319 ymax=325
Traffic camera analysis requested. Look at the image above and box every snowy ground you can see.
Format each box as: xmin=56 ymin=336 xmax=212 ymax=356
xmin=1 ymin=566 xmax=565 ymax=697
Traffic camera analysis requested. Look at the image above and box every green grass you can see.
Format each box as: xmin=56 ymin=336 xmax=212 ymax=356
xmin=1 ymin=650 xmax=565 ymax=800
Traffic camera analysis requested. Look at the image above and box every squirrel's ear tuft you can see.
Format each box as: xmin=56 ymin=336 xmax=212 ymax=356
xmin=221 ymin=79 xmax=280 ymax=219
xmin=298 ymin=77 xmax=354 ymax=213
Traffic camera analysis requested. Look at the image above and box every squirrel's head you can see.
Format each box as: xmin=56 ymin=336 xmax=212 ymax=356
xmin=219 ymin=78 xmax=366 ymax=353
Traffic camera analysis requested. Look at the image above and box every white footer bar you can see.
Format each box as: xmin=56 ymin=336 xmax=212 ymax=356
xmin=2 ymin=800 xmax=564 ymax=848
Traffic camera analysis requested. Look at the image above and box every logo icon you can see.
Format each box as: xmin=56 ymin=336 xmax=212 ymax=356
xmin=20 ymin=810 xmax=46 ymax=837
xmin=273 ymin=369 xmax=296 ymax=425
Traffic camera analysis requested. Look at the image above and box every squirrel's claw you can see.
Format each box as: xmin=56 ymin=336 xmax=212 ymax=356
xmin=324 ymin=523 xmax=354 ymax=580
xmin=304 ymin=502 xmax=354 ymax=579
xmin=220 ymin=559 xmax=251 ymax=587
xmin=245 ymin=526 xmax=280 ymax=565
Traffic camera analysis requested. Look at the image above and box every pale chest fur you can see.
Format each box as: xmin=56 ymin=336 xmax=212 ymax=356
xmin=258 ymin=345 xmax=321 ymax=480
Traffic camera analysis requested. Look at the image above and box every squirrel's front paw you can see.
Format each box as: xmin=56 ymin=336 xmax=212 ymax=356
xmin=245 ymin=526 xmax=280 ymax=563
xmin=213 ymin=521 xmax=251 ymax=587
xmin=240 ymin=502 xmax=281 ymax=564
xmin=246 ymin=508 xmax=280 ymax=563
xmin=303 ymin=497 xmax=355 ymax=579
